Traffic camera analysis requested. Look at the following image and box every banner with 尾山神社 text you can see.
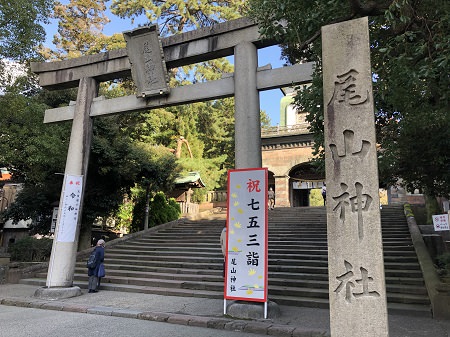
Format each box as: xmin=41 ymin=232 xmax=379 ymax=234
xmin=224 ymin=168 xmax=268 ymax=302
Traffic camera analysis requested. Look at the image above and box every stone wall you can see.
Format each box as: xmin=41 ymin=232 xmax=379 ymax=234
xmin=0 ymin=253 xmax=10 ymax=284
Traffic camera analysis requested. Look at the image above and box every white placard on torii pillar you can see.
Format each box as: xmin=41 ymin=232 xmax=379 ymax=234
xmin=56 ymin=174 xmax=83 ymax=242
xmin=224 ymin=168 xmax=268 ymax=303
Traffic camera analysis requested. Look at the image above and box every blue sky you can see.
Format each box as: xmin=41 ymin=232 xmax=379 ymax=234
xmin=44 ymin=9 xmax=285 ymax=126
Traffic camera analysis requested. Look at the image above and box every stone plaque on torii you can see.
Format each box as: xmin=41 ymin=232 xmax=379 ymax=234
xmin=123 ymin=25 xmax=170 ymax=98
xmin=30 ymin=17 xmax=313 ymax=297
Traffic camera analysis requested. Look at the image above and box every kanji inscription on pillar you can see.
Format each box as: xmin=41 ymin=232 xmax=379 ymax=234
xmin=322 ymin=17 xmax=389 ymax=337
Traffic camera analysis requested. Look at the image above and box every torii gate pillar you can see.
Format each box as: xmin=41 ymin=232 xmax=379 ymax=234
xmin=35 ymin=77 xmax=98 ymax=299
xmin=234 ymin=41 xmax=262 ymax=169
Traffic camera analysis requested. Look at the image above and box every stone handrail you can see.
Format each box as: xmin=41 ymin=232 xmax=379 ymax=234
xmin=261 ymin=123 xmax=311 ymax=137
xmin=404 ymin=204 xmax=450 ymax=319
xmin=5 ymin=219 xmax=185 ymax=284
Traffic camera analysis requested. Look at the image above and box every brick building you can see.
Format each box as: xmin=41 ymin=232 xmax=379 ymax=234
xmin=261 ymin=88 xmax=325 ymax=207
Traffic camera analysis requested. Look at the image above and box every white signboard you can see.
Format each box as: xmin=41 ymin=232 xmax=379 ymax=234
xmin=432 ymin=214 xmax=449 ymax=231
xmin=56 ymin=175 xmax=83 ymax=242
xmin=225 ymin=168 xmax=268 ymax=302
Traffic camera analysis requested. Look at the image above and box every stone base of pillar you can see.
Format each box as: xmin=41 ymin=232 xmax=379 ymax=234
xmin=34 ymin=286 xmax=82 ymax=300
xmin=226 ymin=300 xmax=280 ymax=319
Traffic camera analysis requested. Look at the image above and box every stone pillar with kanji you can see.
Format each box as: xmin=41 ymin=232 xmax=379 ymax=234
xmin=322 ymin=17 xmax=389 ymax=337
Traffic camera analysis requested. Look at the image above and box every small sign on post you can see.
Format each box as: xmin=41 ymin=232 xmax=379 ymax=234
xmin=432 ymin=214 xmax=450 ymax=231
xmin=224 ymin=168 xmax=268 ymax=306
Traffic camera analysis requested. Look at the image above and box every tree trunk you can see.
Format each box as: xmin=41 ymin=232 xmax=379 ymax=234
xmin=425 ymin=194 xmax=440 ymax=225
xmin=78 ymin=224 xmax=92 ymax=251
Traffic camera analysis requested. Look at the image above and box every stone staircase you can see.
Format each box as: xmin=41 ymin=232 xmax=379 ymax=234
xmin=20 ymin=205 xmax=431 ymax=316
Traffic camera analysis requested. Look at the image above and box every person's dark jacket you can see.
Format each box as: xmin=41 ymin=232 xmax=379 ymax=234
xmin=87 ymin=246 xmax=104 ymax=277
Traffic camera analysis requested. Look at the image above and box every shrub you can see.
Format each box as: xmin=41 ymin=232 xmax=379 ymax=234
xmin=435 ymin=252 xmax=450 ymax=277
xmin=149 ymin=192 xmax=181 ymax=227
xmin=7 ymin=236 xmax=53 ymax=262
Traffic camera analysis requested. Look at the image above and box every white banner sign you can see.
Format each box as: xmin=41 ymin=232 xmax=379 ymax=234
xmin=432 ymin=214 xmax=449 ymax=231
xmin=225 ymin=168 xmax=268 ymax=302
xmin=56 ymin=175 xmax=83 ymax=242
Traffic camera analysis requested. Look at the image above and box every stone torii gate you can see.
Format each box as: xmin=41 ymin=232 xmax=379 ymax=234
xmin=31 ymin=17 xmax=313 ymax=297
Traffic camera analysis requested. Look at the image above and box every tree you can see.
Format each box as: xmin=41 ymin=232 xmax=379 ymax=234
xmin=0 ymin=90 xmax=71 ymax=185
xmin=110 ymin=0 xmax=246 ymax=36
xmin=0 ymin=87 xmax=72 ymax=233
xmin=80 ymin=115 xmax=180 ymax=237
xmin=248 ymin=0 xmax=450 ymax=198
xmin=39 ymin=0 xmax=120 ymax=60
xmin=0 ymin=0 xmax=53 ymax=61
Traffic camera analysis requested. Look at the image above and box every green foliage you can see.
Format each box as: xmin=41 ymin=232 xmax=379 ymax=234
xmin=115 ymin=199 xmax=134 ymax=230
xmin=436 ymin=253 xmax=450 ymax=277
xmin=248 ymin=0 xmax=450 ymax=197
xmin=110 ymin=0 xmax=246 ymax=36
xmin=0 ymin=94 xmax=70 ymax=184
xmin=83 ymin=115 xmax=180 ymax=226
xmin=0 ymin=89 xmax=71 ymax=233
xmin=178 ymin=156 xmax=227 ymax=202
xmin=309 ymin=189 xmax=324 ymax=207
xmin=424 ymin=195 xmax=441 ymax=225
xmin=149 ymin=192 xmax=180 ymax=226
xmin=0 ymin=0 xmax=53 ymax=61
xmin=404 ymin=203 xmax=414 ymax=217
xmin=130 ymin=190 xmax=180 ymax=232
xmin=39 ymin=0 xmax=113 ymax=60
xmin=260 ymin=110 xmax=271 ymax=128
xmin=7 ymin=236 xmax=53 ymax=262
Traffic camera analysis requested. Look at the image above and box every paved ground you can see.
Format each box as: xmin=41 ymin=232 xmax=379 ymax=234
xmin=0 ymin=305 xmax=269 ymax=337
xmin=1 ymin=284 xmax=449 ymax=337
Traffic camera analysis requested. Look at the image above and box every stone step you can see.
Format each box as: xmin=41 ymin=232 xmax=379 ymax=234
xmin=21 ymin=276 xmax=430 ymax=308
xmin=74 ymin=262 xmax=424 ymax=279
xmin=71 ymin=269 xmax=427 ymax=296
xmin=102 ymin=248 xmax=419 ymax=263
xmin=19 ymin=205 xmax=431 ymax=315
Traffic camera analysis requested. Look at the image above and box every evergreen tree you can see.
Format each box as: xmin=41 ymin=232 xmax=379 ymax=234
xmin=111 ymin=0 xmax=246 ymax=36
xmin=0 ymin=0 xmax=53 ymax=61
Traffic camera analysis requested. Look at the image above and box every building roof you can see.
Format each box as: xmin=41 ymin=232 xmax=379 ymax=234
xmin=174 ymin=172 xmax=205 ymax=188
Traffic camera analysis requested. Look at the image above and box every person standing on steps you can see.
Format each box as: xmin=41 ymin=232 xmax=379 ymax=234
xmin=321 ymin=183 xmax=327 ymax=206
xmin=268 ymin=187 xmax=275 ymax=210
xmin=87 ymin=239 xmax=105 ymax=293
xmin=220 ymin=227 xmax=227 ymax=278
